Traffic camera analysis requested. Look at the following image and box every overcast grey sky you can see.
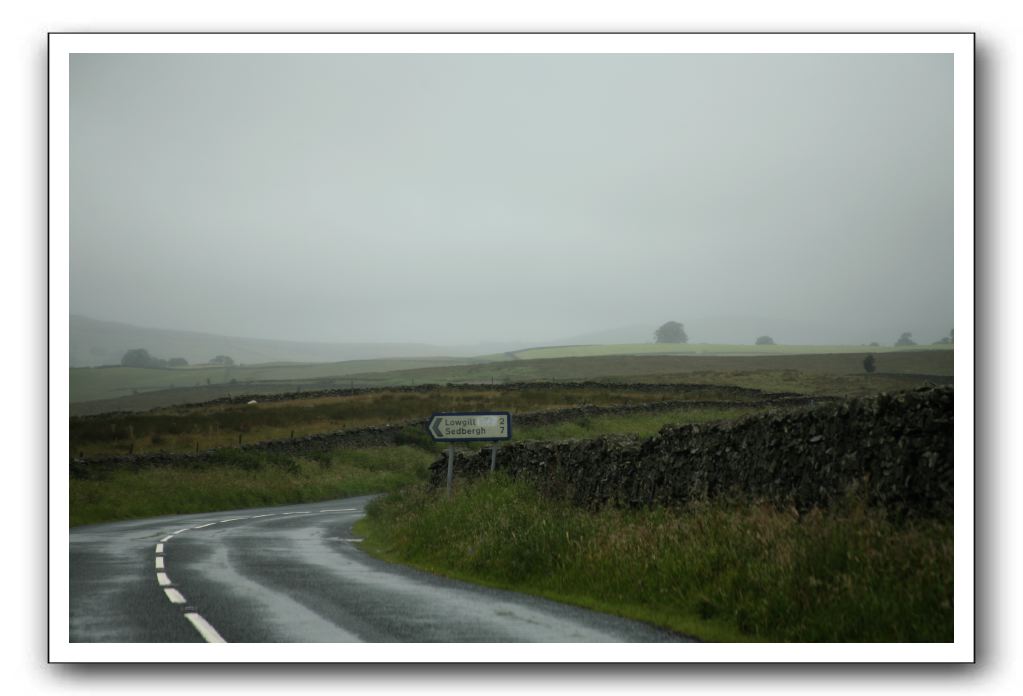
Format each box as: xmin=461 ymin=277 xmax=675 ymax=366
xmin=70 ymin=52 xmax=953 ymax=346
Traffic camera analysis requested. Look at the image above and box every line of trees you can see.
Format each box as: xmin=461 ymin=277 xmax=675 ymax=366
xmin=120 ymin=349 xmax=188 ymax=369
xmin=896 ymin=329 xmax=954 ymax=347
xmin=655 ymin=321 xmax=778 ymax=346
xmin=653 ymin=322 xmax=954 ymax=348
xmin=120 ymin=349 xmax=236 ymax=368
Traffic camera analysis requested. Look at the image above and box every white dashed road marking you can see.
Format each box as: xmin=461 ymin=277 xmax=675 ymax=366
xmin=164 ymin=588 xmax=187 ymax=604
xmin=184 ymin=612 xmax=227 ymax=643
xmin=154 ymin=506 xmax=361 ymax=642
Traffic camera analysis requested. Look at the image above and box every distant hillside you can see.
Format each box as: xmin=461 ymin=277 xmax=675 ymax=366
xmin=69 ymin=315 xmax=516 ymax=367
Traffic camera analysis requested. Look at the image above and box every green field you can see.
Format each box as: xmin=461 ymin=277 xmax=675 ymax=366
xmin=70 ymin=346 xmax=953 ymax=415
xmin=508 ymin=343 xmax=953 ymax=360
xmin=69 ymin=356 xmax=496 ymax=404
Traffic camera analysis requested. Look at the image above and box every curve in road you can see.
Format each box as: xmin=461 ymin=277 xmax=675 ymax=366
xmin=69 ymin=495 xmax=693 ymax=643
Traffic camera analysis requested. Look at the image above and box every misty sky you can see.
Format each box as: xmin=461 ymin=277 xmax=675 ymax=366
xmin=70 ymin=52 xmax=953 ymax=346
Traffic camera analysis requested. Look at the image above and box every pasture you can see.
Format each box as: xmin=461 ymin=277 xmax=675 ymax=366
xmin=508 ymin=342 xmax=953 ymax=360
xmin=70 ymin=346 xmax=953 ymax=415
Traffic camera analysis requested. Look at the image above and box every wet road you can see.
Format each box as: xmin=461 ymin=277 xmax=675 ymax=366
xmin=69 ymin=495 xmax=691 ymax=643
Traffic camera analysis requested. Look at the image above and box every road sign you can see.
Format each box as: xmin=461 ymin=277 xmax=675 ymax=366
xmin=427 ymin=412 xmax=512 ymax=442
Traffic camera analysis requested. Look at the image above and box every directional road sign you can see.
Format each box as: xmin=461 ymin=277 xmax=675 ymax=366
xmin=428 ymin=412 xmax=512 ymax=442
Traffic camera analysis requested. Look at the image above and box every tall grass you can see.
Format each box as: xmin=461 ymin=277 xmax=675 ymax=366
xmin=514 ymin=407 xmax=751 ymax=442
xmin=70 ymin=446 xmax=434 ymax=526
xmin=358 ymin=476 xmax=953 ymax=642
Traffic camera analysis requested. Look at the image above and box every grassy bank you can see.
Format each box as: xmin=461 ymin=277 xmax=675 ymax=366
xmin=357 ymin=476 xmax=953 ymax=642
xmin=512 ymin=406 xmax=754 ymax=443
xmin=70 ymin=445 xmax=434 ymax=526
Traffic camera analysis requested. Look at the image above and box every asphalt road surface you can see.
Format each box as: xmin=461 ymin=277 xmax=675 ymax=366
xmin=69 ymin=495 xmax=692 ymax=643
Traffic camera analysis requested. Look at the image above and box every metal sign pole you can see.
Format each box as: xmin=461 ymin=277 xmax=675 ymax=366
xmin=446 ymin=444 xmax=454 ymax=498
xmin=490 ymin=442 xmax=498 ymax=473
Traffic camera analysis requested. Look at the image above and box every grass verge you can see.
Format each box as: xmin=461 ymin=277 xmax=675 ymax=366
xmin=514 ymin=407 xmax=753 ymax=442
xmin=70 ymin=446 xmax=434 ymax=526
xmin=356 ymin=475 xmax=953 ymax=642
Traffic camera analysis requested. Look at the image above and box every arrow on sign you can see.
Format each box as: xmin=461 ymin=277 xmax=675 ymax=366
xmin=429 ymin=418 xmax=444 ymax=439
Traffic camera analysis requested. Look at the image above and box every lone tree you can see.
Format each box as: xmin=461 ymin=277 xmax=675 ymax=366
xmin=755 ymin=335 xmax=775 ymax=346
xmin=895 ymin=332 xmax=917 ymax=347
xmin=210 ymin=355 xmax=235 ymax=366
xmin=167 ymin=357 xmax=189 ymax=367
xmin=863 ymin=353 xmax=876 ymax=374
xmin=654 ymin=321 xmax=688 ymax=344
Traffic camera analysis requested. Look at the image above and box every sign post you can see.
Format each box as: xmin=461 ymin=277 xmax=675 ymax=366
xmin=446 ymin=445 xmax=454 ymax=498
xmin=427 ymin=412 xmax=512 ymax=497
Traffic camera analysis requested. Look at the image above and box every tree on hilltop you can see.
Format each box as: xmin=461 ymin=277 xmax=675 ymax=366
xmin=755 ymin=335 xmax=775 ymax=345
xmin=210 ymin=355 xmax=235 ymax=366
xmin=654 ymin=321 xmax=688 ymax=344
xmin=895 ymin=332 xmax=916 ymax=347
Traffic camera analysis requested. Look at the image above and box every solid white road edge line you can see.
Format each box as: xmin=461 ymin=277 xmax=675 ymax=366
xmin=184 ymin=612 xmax=227 ymax=643
xmin=160 ymin=535 xmax=173 ymax=542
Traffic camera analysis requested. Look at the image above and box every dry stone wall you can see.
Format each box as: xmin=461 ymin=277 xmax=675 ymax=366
xmin=430 ymin=387 xmax=954 ymax=518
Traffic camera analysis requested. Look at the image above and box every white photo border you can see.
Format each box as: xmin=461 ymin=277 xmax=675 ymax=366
xmin=49 ymin=31 xmax=974 ymax=664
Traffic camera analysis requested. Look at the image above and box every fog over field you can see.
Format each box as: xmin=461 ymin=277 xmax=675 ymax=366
xmin=71 ymin=53 xmax=953 ymax=350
